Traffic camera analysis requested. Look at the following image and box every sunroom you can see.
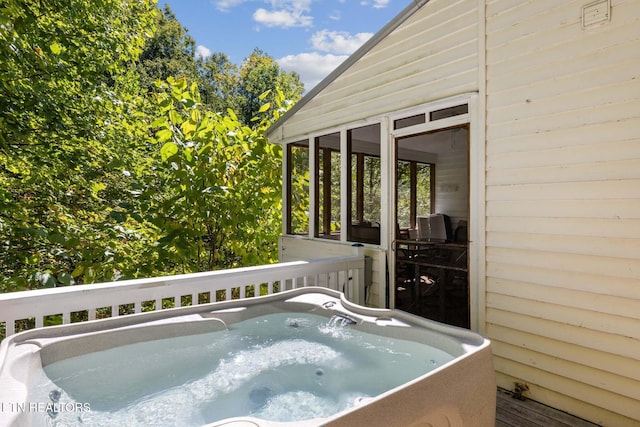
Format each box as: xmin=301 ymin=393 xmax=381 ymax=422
xmin=271 ymin=93 xmax=481 ymax=330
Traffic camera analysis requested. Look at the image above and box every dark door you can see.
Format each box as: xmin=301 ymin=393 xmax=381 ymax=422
xmin=393 ymin=126 xmax=470 ymax=328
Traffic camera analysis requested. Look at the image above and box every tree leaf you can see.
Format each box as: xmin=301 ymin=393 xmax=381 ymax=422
xmin=57 ymin=272 xmax=74 ymax=286
xmin=71 ymin=266 xmax=85 ymax=278
xmin=181 ymin=120 xmax=196 ymax=136
xmin=160 ymin=141 xmax=179 ymax=161
xmin=91 ymin=182 xmax=106 ymax=197
xmin=156 ymin=128 xmax=173 ymax=142
xmin=258 ymin=90 xmax=271 ymax=100
xmin=109 ymin=210 xmax=127 ymax=222
xmin=49 ymin=42 xmax=63 ymax=55
xmin=169 ymin=109 xmax=181 ymax=125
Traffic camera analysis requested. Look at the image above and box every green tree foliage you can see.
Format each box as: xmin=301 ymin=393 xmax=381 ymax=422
xmin=196 ymin=52 xmax=238 ymax=113
xmin=396 ymin=161 xmax=432 ymax=228
xmin=140 ymin=77 xmax=284 ymax=272
xmin=137 ymin=4 xmax=199 ymax=93
xmin=137 ymin=8 xmax=303 ymax=125
xmin=0 ymin=0 xmax=158 ymax=292
xmin=236 ymin=48 xmax=304 ymax=126
xmin=0 ymin=0 xmax=156 ymax=146
xmin=0 ymin=1 xmax=297 ymax=293
xmin=288 ymin=144 xmax=310 ymax=235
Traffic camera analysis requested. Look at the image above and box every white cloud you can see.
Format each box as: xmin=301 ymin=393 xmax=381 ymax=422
xmin=275 ymin=27 xmax=373 ymax=91
xmin=311 ymin=30 xmax=373 ymax=55
xmin=215 ymin=0 xmax=315 ymax=28
xmin=278 ymin=52 xmax=349 ymax=91
xmin=360 ymin=0 xmax=389 ymax=8
xmin=252 ymin=0 xmax=313 ymax=28
xmin=214 ymin=0 xmax=247 ymax=12
xmin=196 ymin=45 xmax=212 ymax=59
xmin=329 ymin=10 xmax=341 ymax=21
xmin=253 ymin=7 xmax=312 ymax=28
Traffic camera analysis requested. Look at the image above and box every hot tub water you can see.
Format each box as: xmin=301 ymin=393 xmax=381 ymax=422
xmin=30 ymin=312 xmax=454 ymax=426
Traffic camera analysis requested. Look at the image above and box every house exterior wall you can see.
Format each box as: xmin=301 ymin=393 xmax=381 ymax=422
xmin=268 ymin=0 xmax=479 ymax=145
xmin=269 ymin=0 xmax=639 ymax=424
xmin=484 ymin=0 xmax=640 ymax=425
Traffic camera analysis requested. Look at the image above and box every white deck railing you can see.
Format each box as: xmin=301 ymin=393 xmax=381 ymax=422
xmin=0 ymin=255 xmax=365 ymax=340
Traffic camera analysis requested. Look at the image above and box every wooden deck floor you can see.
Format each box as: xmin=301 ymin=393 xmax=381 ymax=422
xmin=496 ymin=388 xmax=601 ymax=427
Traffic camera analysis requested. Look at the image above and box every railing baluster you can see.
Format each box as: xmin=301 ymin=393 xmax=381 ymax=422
xmin=342 ymin=270 xmax=350 ymax=298
xmin=0 ymin=255 xmax=366 ymax=339
xmin=345 ymin=268 xmax=351 ymax=297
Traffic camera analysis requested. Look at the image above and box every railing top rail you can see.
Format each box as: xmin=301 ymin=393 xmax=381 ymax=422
xmin=0 ymin=256 xmax=363 ymax=304
xmin=0 ymin=254 xmax=367 ymax=340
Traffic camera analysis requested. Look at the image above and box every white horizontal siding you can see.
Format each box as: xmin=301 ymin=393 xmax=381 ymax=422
xmin=274 ymin=0 xmax=479 ymax=142
xmin=486 ymin=249 xmax=640 ymax=300
xmin=488 ymin=279 xmax=638 ymax=328
xmin=486 ymin=0 xmax=640 ymax=425
xmin=487 ymin=198 xmax=640 ymax=219
xmin=487 ymin=115 xmax=640 ymax=155
xmin=488 ymin=216 xmax=640 ymax=238
xmin=487 ymin=231 xmax=640 ymax=262
xmin=488 ymin=323 xmax=638 ymax=383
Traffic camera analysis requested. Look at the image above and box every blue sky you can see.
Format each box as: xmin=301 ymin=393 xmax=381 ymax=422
xmin=159 ymin=0 xmax=408 ymax=91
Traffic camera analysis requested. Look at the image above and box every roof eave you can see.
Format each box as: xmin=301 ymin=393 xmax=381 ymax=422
xmin=266 ymin=0 xmax=431 ymax=141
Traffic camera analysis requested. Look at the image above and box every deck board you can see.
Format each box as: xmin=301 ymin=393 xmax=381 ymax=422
xmin=496 ymin=388 xmax=601 ymax=427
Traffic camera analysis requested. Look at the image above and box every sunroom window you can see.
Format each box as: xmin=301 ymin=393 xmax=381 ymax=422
xmin=347 ymin=124 xmax=381 ymax=245
xmin=315 ymin=133 xmax=341 ymax=239
xmin=286 ymin=141 xmax=309 ymax=235
xmin=396 ymin=161 xmax=434 ymax=231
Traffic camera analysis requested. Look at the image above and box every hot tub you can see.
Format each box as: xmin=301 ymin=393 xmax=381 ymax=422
xmin=0 ymin=287 xmax=495 ymax=426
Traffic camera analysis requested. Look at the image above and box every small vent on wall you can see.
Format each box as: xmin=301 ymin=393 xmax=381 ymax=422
xmin=582 ymin=0 xmax=610 ymax=29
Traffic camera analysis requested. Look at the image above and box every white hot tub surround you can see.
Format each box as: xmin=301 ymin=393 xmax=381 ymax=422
xmin=0 ymin=288 xmax=496 ymax=426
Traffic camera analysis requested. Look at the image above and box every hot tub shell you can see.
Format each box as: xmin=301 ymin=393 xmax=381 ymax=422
xmin=0 ymin=287 xmax=496 ymax=426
